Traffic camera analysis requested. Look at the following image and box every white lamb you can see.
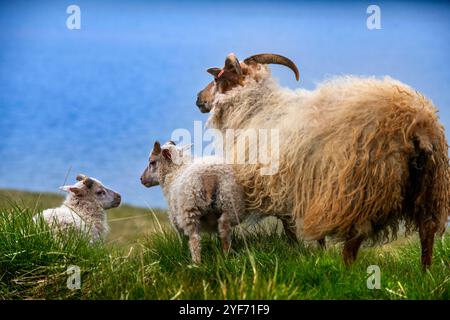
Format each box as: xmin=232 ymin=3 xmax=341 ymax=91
xmin=140 ymin=140 xmax=246 ymax=263
xmin=34 ymin=174 xmax=121 ymax=242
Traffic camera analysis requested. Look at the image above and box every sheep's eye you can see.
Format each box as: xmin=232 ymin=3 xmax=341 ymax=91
xmin=149 ymin=160 xmax=156 ymax=165
xmin=96 ymin=190 xmax=105 ymax=196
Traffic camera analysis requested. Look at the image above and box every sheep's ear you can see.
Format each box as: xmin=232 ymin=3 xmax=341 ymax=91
xmin=161 ymin=148 xmax=172 ymax=161
xmin=224 ymin=53 xmax=243 ymax=76
xmin=207 ymin=67 xmax=222 ymax=78
xmin=208 ymin=67 xmax=240 ymax=83
xmin=59 ymin=186 xmax=86 ymax=197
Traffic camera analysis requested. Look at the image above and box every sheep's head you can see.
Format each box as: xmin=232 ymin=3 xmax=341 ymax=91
xmin=196 ymin=53 xmax=299 ymax=113
xmin=60 ymin=174 xmax=121 ymax=209
xmin=140 ymin=140 xmax=186 ymax=187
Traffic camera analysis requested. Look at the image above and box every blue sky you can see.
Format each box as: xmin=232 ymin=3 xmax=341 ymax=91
xmin=0 ymin=0 xmax=449 ymax=207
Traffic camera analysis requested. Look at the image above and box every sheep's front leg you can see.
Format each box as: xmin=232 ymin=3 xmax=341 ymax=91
xmin=218 ymin=214 xmax=231 ymax=254
xmin=280 ymin=217 xmax=297 ymax=241
xmin=185 ymin=219 xmax=202 ymax=264
xmin=342 ymin=234 xmax=365 ymax=266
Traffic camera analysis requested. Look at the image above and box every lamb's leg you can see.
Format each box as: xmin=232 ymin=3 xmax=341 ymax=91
xmin=342 ymin=235 xmax=364 ymax=266
xmin=418 ymin=217 xmax=437 ymax=270
xmin=218 ymin=214 xmax=231 ymax=254
xmin=185 ymin=219 xmax=202 ymax=264
xmin=169 ymin=213 xmax=185 ymax=238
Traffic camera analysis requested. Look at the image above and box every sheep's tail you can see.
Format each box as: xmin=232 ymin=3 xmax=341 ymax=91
xmin=300 ymin=87 xmax=449 ymax=243
xmin=406 ymin=111 xmax=450 ymax=236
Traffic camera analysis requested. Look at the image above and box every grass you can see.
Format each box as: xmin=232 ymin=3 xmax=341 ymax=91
xmin=0 ymin=189 xmax=449 ymax=299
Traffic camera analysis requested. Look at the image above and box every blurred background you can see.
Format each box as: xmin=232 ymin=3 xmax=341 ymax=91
xmin=0 ymin=0 xmax=449 ymax=208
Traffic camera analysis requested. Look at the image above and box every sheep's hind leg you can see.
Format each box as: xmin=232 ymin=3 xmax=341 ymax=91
xmin=317 ymin=238 xmax=326 ymax=249
xmin=418 ymin=217 xmax=437 ymax=270
xmin=218 ymin=214 xmax=231 ymax=254
xmin=342 ymin=235 xmax=365 ymax=266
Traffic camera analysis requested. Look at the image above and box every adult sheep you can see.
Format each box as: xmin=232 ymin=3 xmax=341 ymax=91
xmin=195 ymin=52 xmax=449 ymax=269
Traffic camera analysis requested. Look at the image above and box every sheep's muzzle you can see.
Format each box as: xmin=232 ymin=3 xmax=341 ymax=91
xmin=196 ymin=96 xmax=209 ymax=113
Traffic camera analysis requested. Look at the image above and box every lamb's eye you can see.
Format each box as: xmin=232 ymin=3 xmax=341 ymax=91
xmin=149 ymin=160 xmax=156 ymax=166
xmin=96 ymin=190 xmax=105 ymax=196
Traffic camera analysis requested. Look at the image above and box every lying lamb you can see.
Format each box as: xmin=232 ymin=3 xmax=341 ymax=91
xmin=140 ymin=140 xmax=245 ymax=263
xmin=34 ymin=174 xmax=121 ymax=242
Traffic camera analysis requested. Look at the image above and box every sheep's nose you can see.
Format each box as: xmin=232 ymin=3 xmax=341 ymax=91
xmin=196 ymin=96 xmax=204 ymax=108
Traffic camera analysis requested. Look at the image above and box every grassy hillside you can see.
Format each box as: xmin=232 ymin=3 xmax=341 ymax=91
xmin=0 ymin=189 xmax=449 ymax=299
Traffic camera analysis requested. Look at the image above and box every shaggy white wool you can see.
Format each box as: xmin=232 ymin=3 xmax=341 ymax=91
xmin=204 ymin=67 xmax=449 ymax=244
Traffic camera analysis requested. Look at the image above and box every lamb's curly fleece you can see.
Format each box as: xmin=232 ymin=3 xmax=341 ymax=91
xmin=158 ymin=153 xmax=245 ymax=263
xmin=159 ymin=156 xmax=244 ymax=226
xmin=35 ymin=193 xmax=108 ymax=242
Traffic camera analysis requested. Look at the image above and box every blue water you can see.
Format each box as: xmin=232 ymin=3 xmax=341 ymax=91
xmin=0 ymin=1 xmax=449 ymax=208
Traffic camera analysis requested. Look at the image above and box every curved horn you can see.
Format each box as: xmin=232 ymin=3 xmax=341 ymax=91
xmin=243 ymin=53 xmax=299 ymax=81
xmin=224 ymin=53 xmax=243 ymax=77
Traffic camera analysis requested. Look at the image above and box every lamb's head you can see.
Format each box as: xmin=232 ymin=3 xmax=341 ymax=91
xmin=196 ymin=53 xmax=299 ymax=113
xmin=140 ymin=140 xmax=189 ymax=187
xmin=60 ymin=174 xmax=121 ymax=209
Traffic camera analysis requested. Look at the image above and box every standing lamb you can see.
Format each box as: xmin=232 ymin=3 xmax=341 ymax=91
xmin=34 ymin=174 xmax=121 ymax=242
xmin=140 ymin=140 xmax=246 ymax=263
xmin=195 ymin=52 xmax=449 ymax=269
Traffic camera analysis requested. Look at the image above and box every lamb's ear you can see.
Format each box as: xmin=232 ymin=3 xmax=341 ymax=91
xmin=59 ymin=185 xmax=71 ymax=193
xmin=59 ymin=185 xmax=86 ymax=197
xmin=83 ymin=178 xmax=94 ymax=188
xmin=76 ymin=174 xmax=87 ymax=181
xmin=153 ymin=141 xmax=161 ymax=154
xmin=161 ymin=148 xmax=172 ymax=161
